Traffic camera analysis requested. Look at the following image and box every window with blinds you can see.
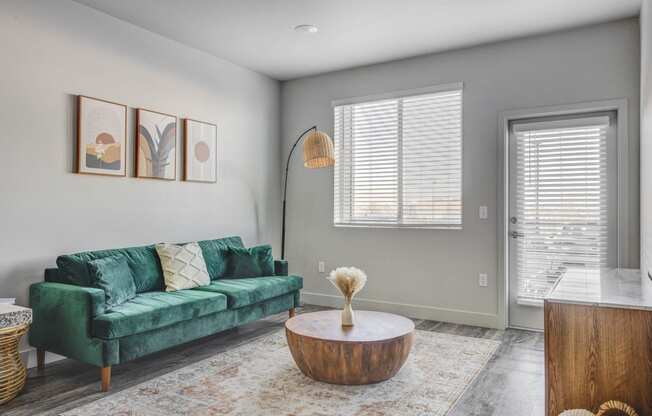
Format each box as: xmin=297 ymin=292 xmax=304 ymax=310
xmin=333 ymin=86 xmax=462 ymax=228
xmin=511 ymin=115 xmax=612 ymax=302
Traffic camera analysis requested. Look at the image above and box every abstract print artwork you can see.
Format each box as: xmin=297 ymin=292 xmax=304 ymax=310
xmin=77 ymin=96 xmax=127 ymax=176
xmin=136 ymin=109 xmax=177 ymax=180
xmin=184 ymin=119 xmax=217 ymax=183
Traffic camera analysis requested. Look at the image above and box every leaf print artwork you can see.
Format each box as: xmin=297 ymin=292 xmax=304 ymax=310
xmin=136 ymin=109 xmax=177 ymax=180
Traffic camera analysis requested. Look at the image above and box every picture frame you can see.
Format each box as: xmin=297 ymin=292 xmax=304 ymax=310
xmin=77 ymin=95 xmax=127 ymax=177
xmin=136 ymin=108 xmax=177 ymax=180
xmin=184 ymin=119 xmax=217 ymax=183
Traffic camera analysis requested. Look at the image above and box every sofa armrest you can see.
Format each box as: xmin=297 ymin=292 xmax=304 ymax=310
xmin=274 ymin=260 xmax=288 ymax=276
xmin=31 ymin=282 xmax=106 ymax=317
xmin=29 ymin=282 xmax=116 ymax=367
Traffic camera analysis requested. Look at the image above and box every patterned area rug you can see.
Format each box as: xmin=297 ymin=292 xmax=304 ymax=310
xmin=63 ymin=329 xmax=499 ymax=416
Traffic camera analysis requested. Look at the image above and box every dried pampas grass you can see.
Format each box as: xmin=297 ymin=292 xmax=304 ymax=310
xmin=327 ymin=267 xmax=367 ymax=327
xmin=327 ymin=267 xmax=367 ymax=301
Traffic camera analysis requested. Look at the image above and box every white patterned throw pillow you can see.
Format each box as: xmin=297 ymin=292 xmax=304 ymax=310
xmin=155 ymin=242 xmax=210 ymax=292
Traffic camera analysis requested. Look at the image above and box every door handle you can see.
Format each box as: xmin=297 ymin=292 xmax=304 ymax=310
xmin=511 ymin=231 xmax=525 ymax=239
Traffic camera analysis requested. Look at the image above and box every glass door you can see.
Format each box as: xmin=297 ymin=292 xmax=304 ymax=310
xmin=508 ymin=112 xmax=617 ymax=329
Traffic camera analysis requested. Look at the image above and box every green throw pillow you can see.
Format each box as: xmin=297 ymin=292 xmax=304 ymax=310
xmin=88 ymin=256 xmax=137 ymax=308
xmin=197 ymin=237 xmax=244 ymax=280
xmin=225 ymin=245 xmax=274 ymax=278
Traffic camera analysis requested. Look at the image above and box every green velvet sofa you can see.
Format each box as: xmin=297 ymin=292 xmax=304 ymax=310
xmin=29 ymin=236 xmax=302 ymax=391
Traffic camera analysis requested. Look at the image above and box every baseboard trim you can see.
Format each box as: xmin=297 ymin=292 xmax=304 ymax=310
xmin=507 ymin=324 xmax=544 ymax=333
xmin=301 ymin=291 xmax=503 ymax=329
xmin=20 ymin=347 xmax=65 ymax=369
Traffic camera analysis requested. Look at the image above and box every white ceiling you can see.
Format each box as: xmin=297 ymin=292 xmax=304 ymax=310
xmin=73 ymin=0 xmax=641 ymax=81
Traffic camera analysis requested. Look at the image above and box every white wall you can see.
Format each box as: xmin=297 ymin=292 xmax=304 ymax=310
xmin=281 ymin=19 xmax=640 ymax=328
xmin=641 ymin=0 xmax=652 ymax=284
xmin=0 ymin=0 xmax=282 ymax=309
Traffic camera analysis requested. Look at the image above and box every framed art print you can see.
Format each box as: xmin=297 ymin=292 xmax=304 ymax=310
xmin=184 ymin=119 xmax=217 ymax=183
xmin=136 ymin=108 xmax=177 ymax=180
xmin=77 ymin=96 xmax=127 ymax=176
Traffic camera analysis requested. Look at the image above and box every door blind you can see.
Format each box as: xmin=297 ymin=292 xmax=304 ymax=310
xmin=333 ymin=88 xmax=462 ymax=227
xmin=512 ymin=115 xmax=610 ymax=301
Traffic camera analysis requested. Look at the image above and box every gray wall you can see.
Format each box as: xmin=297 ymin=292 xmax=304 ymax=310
xmin=281 ymin=19 xmax=641 ymax=328
xmin=642 ymin=0 xmax=652 ymax=282
xmin=0 ymin=0 xmax=281 ymax=310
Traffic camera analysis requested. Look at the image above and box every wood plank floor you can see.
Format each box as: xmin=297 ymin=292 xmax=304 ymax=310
xmin=2 ymin=305 xmax=544 ymax=416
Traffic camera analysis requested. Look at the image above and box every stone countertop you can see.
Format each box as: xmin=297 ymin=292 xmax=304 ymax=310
xmin=0 ymin=304 xmax=32 ymax=329
xmin=545 ymin=268 xmax=652 ymax=311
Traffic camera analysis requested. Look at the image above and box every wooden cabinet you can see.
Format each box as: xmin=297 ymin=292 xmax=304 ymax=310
xmin=544 ymin=300 xmax=652 ymax=416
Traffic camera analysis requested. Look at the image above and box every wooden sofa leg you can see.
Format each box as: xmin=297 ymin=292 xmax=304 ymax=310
xmin=37 ymin=348 xmax=45 ymax=371
xmin=289 ymin=307 xmax=296 ymax=318
xmin=101 ymin=366 xmax=111 ymax=392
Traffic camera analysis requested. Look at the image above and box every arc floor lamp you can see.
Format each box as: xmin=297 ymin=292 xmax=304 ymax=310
xmin=281 ymin=126 xmax=335 ymax=259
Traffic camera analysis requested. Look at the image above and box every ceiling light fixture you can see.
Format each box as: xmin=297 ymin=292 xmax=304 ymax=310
xmin=294 ymin=24 xmax=318 ymax=34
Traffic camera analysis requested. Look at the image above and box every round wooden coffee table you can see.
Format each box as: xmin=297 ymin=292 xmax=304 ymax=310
xmin=285 ymin=310 xmax=415 ymax=385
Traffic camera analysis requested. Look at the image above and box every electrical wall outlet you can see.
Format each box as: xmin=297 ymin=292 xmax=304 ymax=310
xmin=479 ymin=273 xmax=488 ymax=287
xmin=479 ymin=205 xmax=488 ymax=219
xmin=318 ymin=261 xmax=325 ymax=273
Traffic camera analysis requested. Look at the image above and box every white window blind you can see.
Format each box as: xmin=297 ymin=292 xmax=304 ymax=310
xmin=333 ymin=87 xmax=462 ymax=227
xmin=512 ymin=115 xmax=610 ymax=301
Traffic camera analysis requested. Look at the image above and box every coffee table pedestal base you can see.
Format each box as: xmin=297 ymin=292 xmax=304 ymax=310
xmin=285 ymin=310 xmax=415 ymax=385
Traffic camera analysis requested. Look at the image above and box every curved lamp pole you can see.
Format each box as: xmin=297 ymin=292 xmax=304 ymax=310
xmin=282 ymin=126 xmax=334 ymax=259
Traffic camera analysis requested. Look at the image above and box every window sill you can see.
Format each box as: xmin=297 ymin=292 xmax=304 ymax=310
xmin=333 ymin=224 xmax=463 ymax=230
xmin=516 ymin=298 xmax=544 ymax=308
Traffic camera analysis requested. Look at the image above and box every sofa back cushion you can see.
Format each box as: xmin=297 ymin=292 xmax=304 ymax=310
xmin=55 ymin=236 xmax=244 ymax=291
xmin=57 ymin=244 xmax=163 ymax=292
xmin=197 ymin=236 xmax=244 ymax=280
xmin=224 ymin=245 xmax=274 ymax=278
xmin=88 ymin=256 xmax=137 ymax=308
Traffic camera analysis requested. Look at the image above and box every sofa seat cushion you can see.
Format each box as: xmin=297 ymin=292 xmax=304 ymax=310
xmin=92 ymin=290 xmax=227 ymax=339
xmin=192 ymin=275 xmax=303 ymax=308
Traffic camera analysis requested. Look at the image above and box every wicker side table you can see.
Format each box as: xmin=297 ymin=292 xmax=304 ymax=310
xmin=0 ymin=304 xmax=32 ymax=405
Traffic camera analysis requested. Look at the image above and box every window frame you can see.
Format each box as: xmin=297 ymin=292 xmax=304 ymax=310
xmin=331 ymin=82 xmax=464 ymax=230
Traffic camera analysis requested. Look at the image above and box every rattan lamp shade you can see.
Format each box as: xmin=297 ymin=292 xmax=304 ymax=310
xmin=303 ymin=130 xmax=334 ymax=168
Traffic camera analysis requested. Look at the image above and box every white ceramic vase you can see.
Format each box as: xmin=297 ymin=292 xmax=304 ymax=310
xmin=342 ymin=298 xmax=354 ymax=327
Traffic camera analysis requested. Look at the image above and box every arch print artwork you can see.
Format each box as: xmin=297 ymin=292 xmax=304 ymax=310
xmin=77 ymin=95 xmax=127 ymax=176
xmin=184 ymin=119 xmax=217 ymax=183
